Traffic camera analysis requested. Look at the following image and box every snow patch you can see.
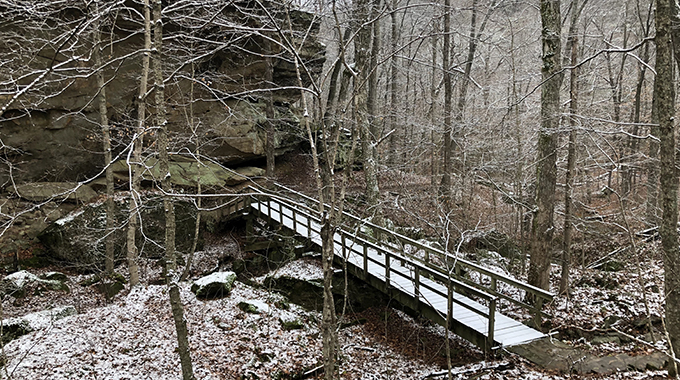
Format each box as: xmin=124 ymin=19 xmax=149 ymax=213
xmin=55 ymin=209 xmax=85 ymax=226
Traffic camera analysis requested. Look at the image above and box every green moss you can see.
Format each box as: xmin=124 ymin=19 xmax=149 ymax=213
xmin=238 ymin=302 xmax=260 ymax=314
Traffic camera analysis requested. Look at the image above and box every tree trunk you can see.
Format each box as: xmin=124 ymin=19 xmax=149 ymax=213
xmin=127 ymin=0 xmax=152 ymax=287
xmin=387 ymin=0 xmax=399 ymax=167
xmin=92 ymin=0 xmax=115 ymax=275
xmin=529 ymin=0 xmax=562 ymax=292
xmin=320 ymin=217 xmax=338 ymax=380
xmin=560 ymin=0 xmax=587 ymax=295
xmin=355 ymin=0 xmax=381 ymax=217
xmin=429 ymin=20 xmax=439 ymax=189
xmin=440 ymin=0 xmax=452 ymax=204
xmin=152 ymin=1 xmax=194 ymax=378
xmin=265 ymin=40 xmax=276 ymax=179
xmin=180 ymin=59 xmax=199 ymax=283
xmin=655 ymin=0 xmax=680 ymax=374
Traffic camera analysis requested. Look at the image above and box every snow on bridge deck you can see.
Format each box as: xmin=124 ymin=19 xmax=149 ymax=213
xmin=239 ymin=187 xmax=551 ymax=350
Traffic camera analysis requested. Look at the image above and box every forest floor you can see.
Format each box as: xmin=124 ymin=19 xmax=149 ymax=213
xmin=0 ymin=250 xmax=670 ymax=380
xmin=0 ymin=154 xmax=673 ymax=379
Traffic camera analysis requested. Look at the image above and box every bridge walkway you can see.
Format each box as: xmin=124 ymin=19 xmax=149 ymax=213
xmin=224 ymin=184 xmax=553 ymax=351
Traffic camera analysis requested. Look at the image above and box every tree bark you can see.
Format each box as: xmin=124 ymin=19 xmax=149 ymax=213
xmin=92 ymin=0 xmax=115 ymax=275
xmin=429 ymin=20 xmax=439 ymax=189
xmin=355 ymin=0 xmax=381 ymax=216
xmin=265 ymin=39 xmax=276 ymax=179
xmin=560 ymin=0 xmax=587 ymax=295
xmin=387 ymin=0 xmax=399 ymax=167
xmin=152 ymin=1 xmax=194 ymax=378
xmin=440 ymin=0 xmax=452 ymax=204
xmin=529 ymin=0 xmax=562 ymax=292
xmin=127 ymin=0 xmax=152 ymax=287
xmin=655 ymin=0 xmax=680 ymax=375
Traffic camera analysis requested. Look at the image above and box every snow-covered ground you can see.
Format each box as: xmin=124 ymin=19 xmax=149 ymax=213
xmin=0 ymin=252 xmax=671 ymax=379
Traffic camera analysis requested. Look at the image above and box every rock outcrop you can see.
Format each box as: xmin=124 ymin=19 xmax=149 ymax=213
xmin=0 ymin=1 xmax=325 ymax=187
xmin=91 ymin=158 xmax=265 ymax=190
xmin=37 ymin=194 xmax=200 ymax=268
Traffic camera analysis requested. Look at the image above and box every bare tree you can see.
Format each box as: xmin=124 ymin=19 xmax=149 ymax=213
xmin=560 ymin=0 xmax=588 ymax=295
xmin=528 ymin=0 xmax=562 ymax=293
xmin=655 ymin=0 xmax=680 ymax=374
xmin=91 ymin=0 xmax=116 ymax=275
xmin=126 ymin=0 xmax=152 ymax=287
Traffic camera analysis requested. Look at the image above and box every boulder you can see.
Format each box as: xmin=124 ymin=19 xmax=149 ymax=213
xmin=279 ymin=311 xmax=303 ymax=330
xmin=594 ymin=260 xmax=625 ymax=272
xmin=38 ymin=194 xmax=200 ymax=268
xmin=10 ymin=182 xmax=98 ymax=203
xmin=238 ymin=299 xmax=271 ymax=314
xmin=1 ymin=305 xmax=77 ymax=343
xmin=191 ymin=271 xmax=236 ymax=299
xmin=1 ymin=270 xmax=69 ymax=298
xmin=1 ymin=318 xmax=31 ymax=344
xmin=79 ymin=272 xmax=126 ymax=301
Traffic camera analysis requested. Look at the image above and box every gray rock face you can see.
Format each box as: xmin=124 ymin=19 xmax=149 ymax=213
xmin=508 ymin=338 xmax=669 ymax=374
xmin=99 ymin=158 xmax=265 ymax=189
xmin=191 ymin=271 xmax=237 ymax=299
xmin=38 ymin=194 xmax=200 ymax=268
xmin=10 ymin=182 xmax=98 ymax=203
xmin=0 ymin=4 xmax=324 ymax=187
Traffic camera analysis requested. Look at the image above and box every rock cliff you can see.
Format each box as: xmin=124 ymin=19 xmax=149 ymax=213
xmin=0 ymin=0 xmax=325 ymax=187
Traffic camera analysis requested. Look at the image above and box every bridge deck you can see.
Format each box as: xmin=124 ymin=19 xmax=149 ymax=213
xmin=245 ymin=191 xmax=549 ymax=350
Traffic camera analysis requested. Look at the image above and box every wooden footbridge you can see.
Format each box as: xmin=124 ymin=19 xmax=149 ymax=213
xmin=225 ymin=184 xmax=553 ymax=352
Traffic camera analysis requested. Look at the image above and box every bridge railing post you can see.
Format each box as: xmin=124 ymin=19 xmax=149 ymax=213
xmin=363 ymin=245 xmax=368 ymax=280
xmin=307 ymin=214 xmax=312 ymax=239
xmin=487 ymin=297 xmax=496 ymax=350
xmin=341 ymin=234 xmax=347 ymax=263
xmin=414 ymin=267 xmax=420 ymax=301
xmin=385 ymin=249 xmax=391 ymax=288
xmin=292 ymin=205 xmax=297 ymax=234
xmin=533 ymin=296 xmax=544 ymax=330
xmin=278 ymin=199 xmax=283 ymax=224
xmin=245 ymin=196 xmax=254 ymax=243
xmin=267 ymin=196 xmax=272 ymax=221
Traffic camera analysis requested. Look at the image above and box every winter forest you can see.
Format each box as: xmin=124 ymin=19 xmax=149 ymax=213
xmin=1 ymin=0 xmax=679 ymax=378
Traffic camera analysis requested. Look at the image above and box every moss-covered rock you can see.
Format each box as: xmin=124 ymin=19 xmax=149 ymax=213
xmin=10 ymin=182 xmax=97 ymax=203
xmin=1 ymin=270 xmax=69 ymax=298
xmin=238 ymin=300 xmax=271 ymax=314
xmin=1 ymin=305 xmax=77 ymax=343
xmin=104 ymin=158 xmax=264 ymax=188
xmin=279 ymin=311 xmax=303 ymax=330
xmin=1 ymin=319 xmax=32 ymax=344
xmin=191 ymin=271 xmax=237 ymax=299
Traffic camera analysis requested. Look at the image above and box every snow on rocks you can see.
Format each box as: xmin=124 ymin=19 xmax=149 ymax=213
xmin=190 ymin=271 xmax=236 ymax=299
xmin=279 ymin=310 xmax=303 ymax=330
xmin=2 ymin=305 xmax=77 ymax=343
xmin=254 ymin=257 xmax=324 ymax=284
xmin=238 ymin=299 xmax=272 ymax=314
xmin=1 ymin=270 xmax=70 ymax=298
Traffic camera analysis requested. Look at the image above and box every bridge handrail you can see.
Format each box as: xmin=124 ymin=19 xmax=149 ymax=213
xmin=246 ymin=190 xmax=498 ymax=343
xmin=268 ymin=183 xmax=553 ymax=320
